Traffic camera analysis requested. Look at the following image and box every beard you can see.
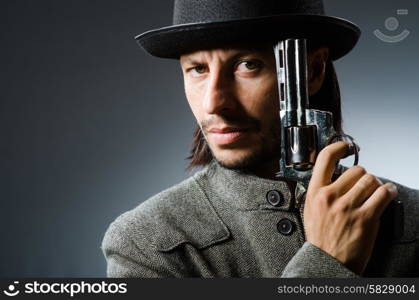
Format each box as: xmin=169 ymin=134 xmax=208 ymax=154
xmin=202 ymin=114 xmax=281 ymax=172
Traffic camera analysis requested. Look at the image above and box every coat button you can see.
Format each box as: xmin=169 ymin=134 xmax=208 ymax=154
xmin=277 ymin=218 xmax=295 ymax=235
xmin=266 ymin=190 xmax=284 ymax=207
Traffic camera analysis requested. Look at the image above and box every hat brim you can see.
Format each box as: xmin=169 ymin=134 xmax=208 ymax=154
xmin=136 ymin=14 xmax=361 ymax=61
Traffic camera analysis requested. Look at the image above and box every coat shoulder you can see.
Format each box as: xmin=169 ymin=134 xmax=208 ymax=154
xmin=102 ymin=167 xmax=230 ymax=254
xmin=379 ymin=178 xmax=419 ymax=242
xmin=394 ymin=182 xmax=419 ymax=242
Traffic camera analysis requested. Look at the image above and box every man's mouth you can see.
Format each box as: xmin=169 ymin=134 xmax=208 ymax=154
xmin=207 ymin=127 xmax=251 ymax=145
xmin=208 ymin=127 xmax=250 ymax=133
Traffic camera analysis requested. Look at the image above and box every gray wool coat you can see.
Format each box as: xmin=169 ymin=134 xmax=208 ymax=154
xmin=101 ymin=160 xmax=419 ymax=277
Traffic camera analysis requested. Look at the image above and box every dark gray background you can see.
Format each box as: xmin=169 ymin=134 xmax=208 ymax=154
xmin=1 ymin=0 xmax=418 ymax=277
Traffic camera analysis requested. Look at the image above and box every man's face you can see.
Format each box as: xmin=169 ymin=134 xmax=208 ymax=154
xmin=180 ymin=47 xmax=280 ymax=170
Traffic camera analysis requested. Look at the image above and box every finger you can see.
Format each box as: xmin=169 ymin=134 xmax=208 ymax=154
xmin=309 ymin=141 xmax=354 ymax=191
xmin=329 ymin=165 xmax=368 ymax=196
xmin=342 ymin=173 xmax=382 ymax=208
xmin=360 ymin=183 xmax=398 ymax=220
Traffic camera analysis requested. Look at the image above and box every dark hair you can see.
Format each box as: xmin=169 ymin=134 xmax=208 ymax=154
xmin=186 ymin=59 xmax=343 ymax=171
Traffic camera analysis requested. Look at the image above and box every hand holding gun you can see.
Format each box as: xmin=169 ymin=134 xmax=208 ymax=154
xmin=274 ymin=38 xmax=358 ymax=186
xmin=273 ymin=39 xmax=403 ymax=274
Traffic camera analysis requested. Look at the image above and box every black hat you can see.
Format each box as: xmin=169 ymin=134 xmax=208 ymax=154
xmin=136 ymin=0 xmax=361 ymax=61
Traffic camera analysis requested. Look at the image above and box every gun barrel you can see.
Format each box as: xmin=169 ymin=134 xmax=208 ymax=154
xmin=275 ymin=38 xmax=317 ymax=171
xmin=275 ymin=39 xmax=309 ymax=126
xmin=285 ymin=39 xmax=309 ymax=126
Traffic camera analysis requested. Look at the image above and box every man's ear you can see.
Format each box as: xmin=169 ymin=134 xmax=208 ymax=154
xmin=308 ymin=47 xmax=329 ymax=96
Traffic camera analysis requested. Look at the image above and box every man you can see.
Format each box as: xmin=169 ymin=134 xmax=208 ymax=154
xmin=102 ymin=0 xmax=419 ymax=277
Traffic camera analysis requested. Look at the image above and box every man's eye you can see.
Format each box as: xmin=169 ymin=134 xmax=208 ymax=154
xmin=236 ymin=60 xmax=261 ymax=72
xmin=190 ymin=65 xmax=208 ymax=75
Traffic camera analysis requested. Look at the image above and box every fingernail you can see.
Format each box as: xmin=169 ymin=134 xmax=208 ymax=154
xmin=344 ymin=143 xmax=360 ymax=159
xmin=345 ymin=143 xmax=356 ymax=157
xmin=387 ymin=183 xmax=398 ymax=197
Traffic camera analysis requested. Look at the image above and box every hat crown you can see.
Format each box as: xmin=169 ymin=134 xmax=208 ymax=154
xmin=173 ymin=0 xmax=325 ymax=24
xmin=137 ymin=0 xmax=360 ymax=60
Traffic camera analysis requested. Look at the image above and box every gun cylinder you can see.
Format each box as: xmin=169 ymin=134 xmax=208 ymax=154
xmin=286 ymin=125 xmax=317 ymax=171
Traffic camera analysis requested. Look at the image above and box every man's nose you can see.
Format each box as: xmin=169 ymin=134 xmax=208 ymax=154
xmin=203 ymin=71 xmax=236 ymax=115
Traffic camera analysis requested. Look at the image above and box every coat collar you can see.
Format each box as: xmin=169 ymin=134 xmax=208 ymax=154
xmin=151 ymin=160 xmax=306 ymax=252
xmin=203 ymin=160 xmax=306 ymax=211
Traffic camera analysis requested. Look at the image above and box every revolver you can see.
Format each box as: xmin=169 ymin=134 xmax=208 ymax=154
xmin=274 ymin=38 xmax=358 ymax=187
xmin=273 ymin=38 xmax=403 ymax=240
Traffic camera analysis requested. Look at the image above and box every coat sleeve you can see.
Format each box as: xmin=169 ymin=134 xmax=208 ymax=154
xmin=101 ymin=218 xmax=183 ymax=278
xmin=281 ymin=242 xmax=358 ymax=278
